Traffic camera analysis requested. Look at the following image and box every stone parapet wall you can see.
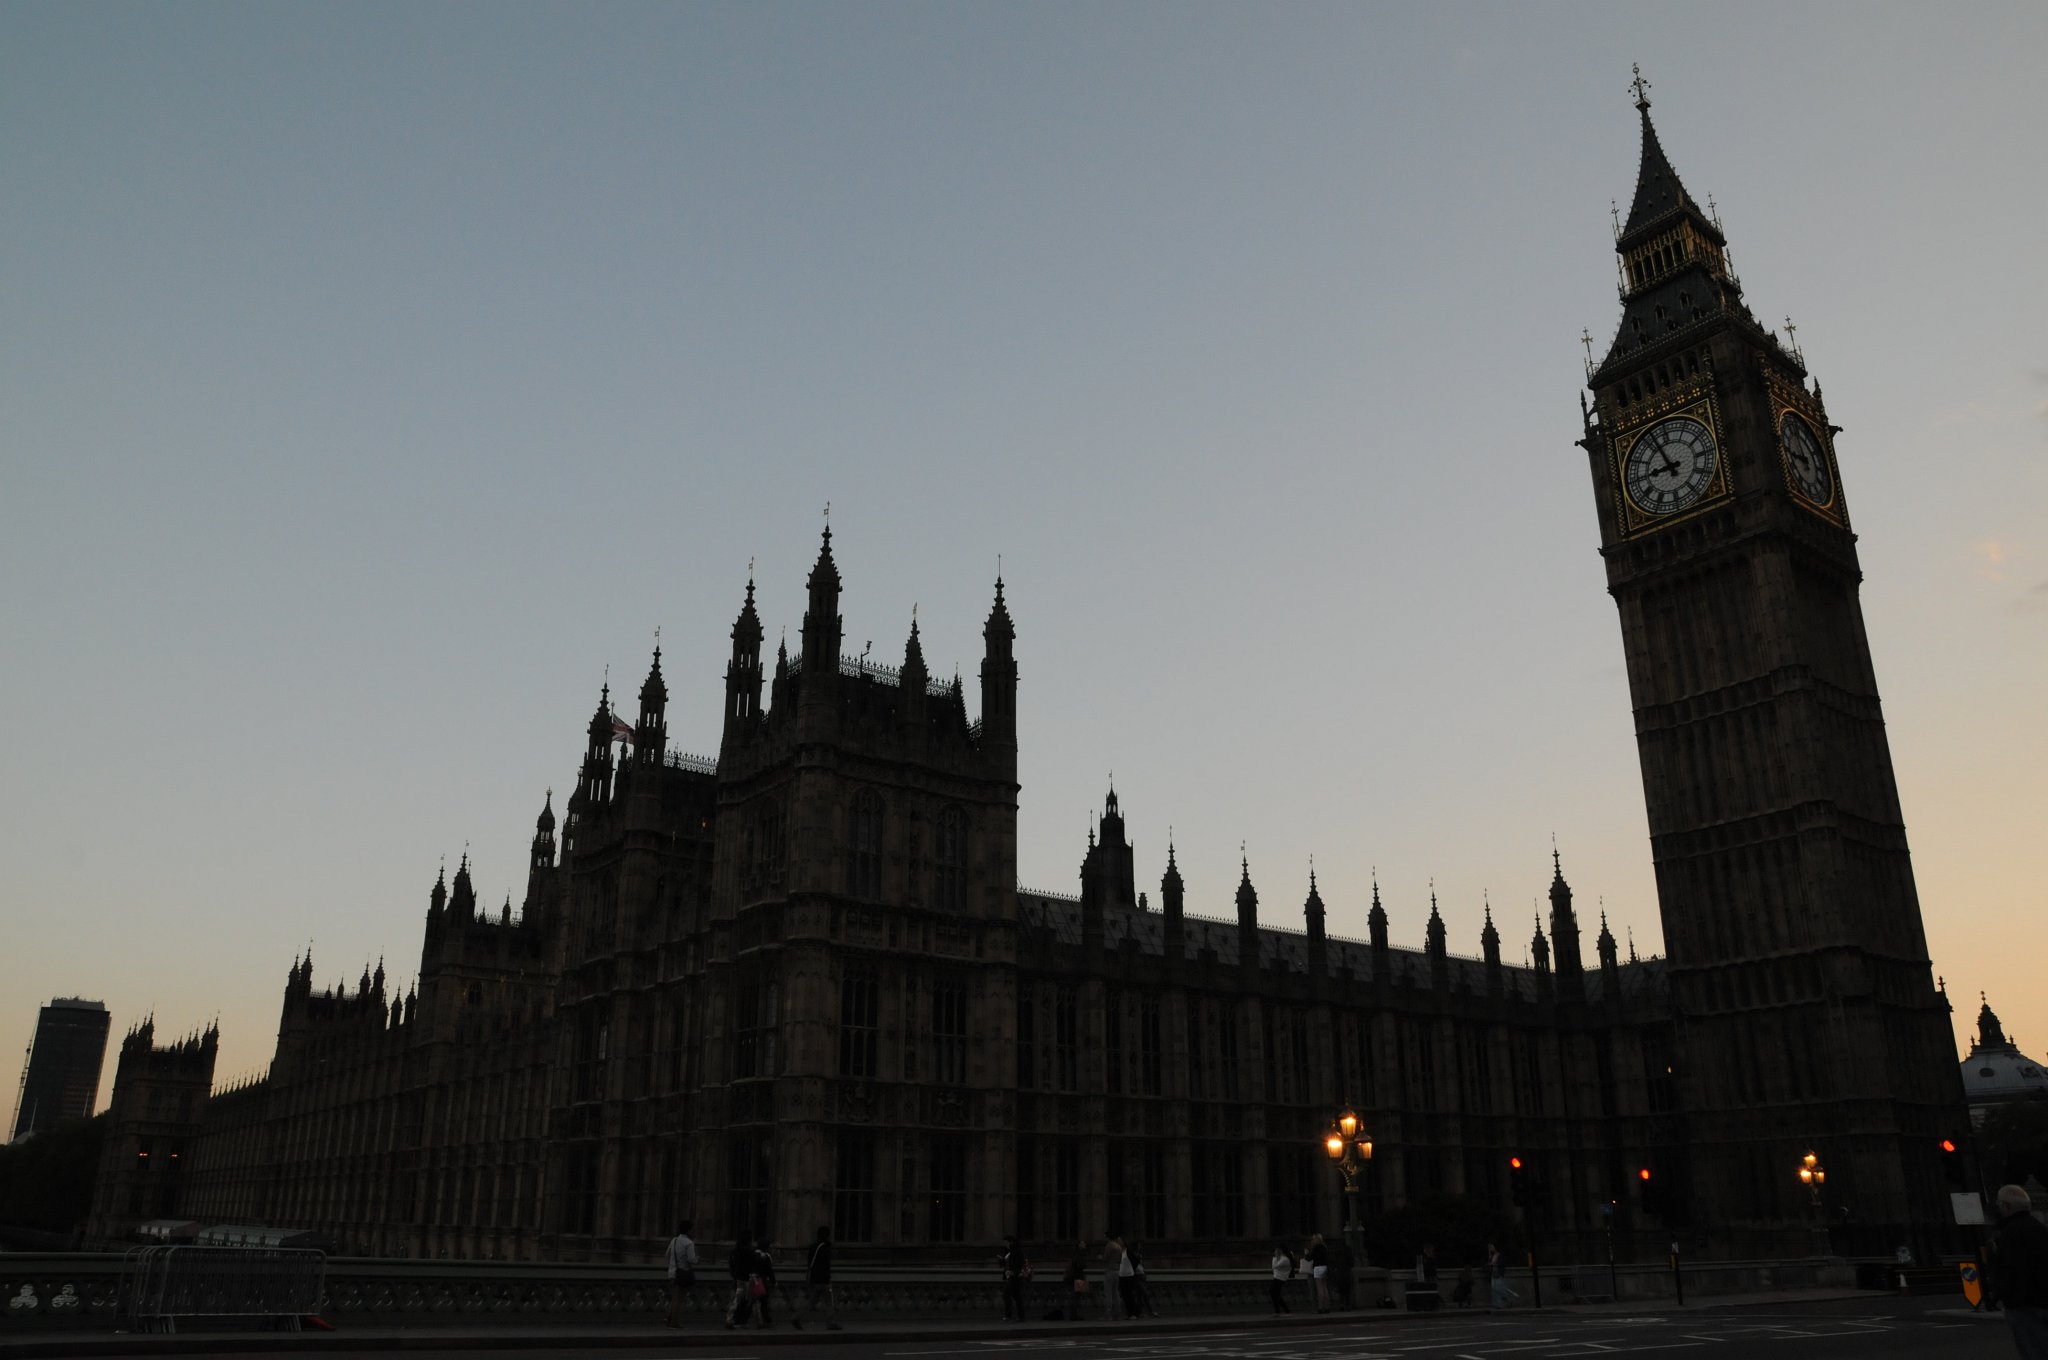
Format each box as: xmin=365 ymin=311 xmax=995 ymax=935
xmin=0 ymin=1253 xmax=1866 ymax=1331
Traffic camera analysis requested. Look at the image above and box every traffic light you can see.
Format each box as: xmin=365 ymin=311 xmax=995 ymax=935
xmin=1509 ymin=1155 xmax=1528 ymax=1207
xmin=1941 ymin=1137 xmax=1967 ymax=1191
xmin=1638 ymin=1166 xmax=1659 ymax=1216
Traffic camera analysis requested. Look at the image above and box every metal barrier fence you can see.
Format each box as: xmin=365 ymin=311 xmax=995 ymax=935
xmin=120 ymin=1245 xmax=326 ymax=1333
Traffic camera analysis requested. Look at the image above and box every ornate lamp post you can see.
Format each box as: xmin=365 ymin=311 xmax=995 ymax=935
xmin=1797 ymin=1150 xmax=1827 ymax=1256
xmin=1325 ymin=1108 xmax=1375 ymax=1264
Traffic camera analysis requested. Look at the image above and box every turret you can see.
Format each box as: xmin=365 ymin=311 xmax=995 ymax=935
xmin=1161 ymin=840 xmax=1185 ymax=969
xmin=450 ymin=853 xmax=477 ymax=923
xmin=423 ymin=866 xmax=449 ymax=943
xmin=1236 ymin=851 xmax=1259 ymax=973
xmin=1425 ymin=887 xmax=1449 ymax=989
xmin=1084 ymin=785 xmax=1136 ymax=911
xmin=800 ymin=523 xmax=842 ymax=676
xmin=898 ymin=611 xmax=929 ymax=728
xmin=1548 ymin=846 xmax=1584 ymax=991
xmin=1531 ymin=911 xmax=1551 ymax=978
xmin=725 ymin=575 xmax=765 ymax=743
xmin=575 ymin=683 xmax=617 ymax=809
xmin=1481 ymin=902 xmax=1503 ymax=997
xmin=1304 ymin=865 xmax=1327 ymax=983
xmin=1596 ymin=910 xmax=1620 ymax=999
xmin=1979 ymin=996 xmax=2014 ymax=1053
xmin=1080 ymin=822 xmax=1105 ymax=956
xmin=979 ymin=575 xmax=1017 ymax=753
xmin=1367 ymin=873 xmax=1390 ymax=978
xmin=636 ymin=646 xmax=668 ymax=766
xmin=531 ymin=791 xmax=556 ymax=872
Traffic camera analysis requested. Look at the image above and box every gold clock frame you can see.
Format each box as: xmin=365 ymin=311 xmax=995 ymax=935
xmin=1764 ymin=367 xmax=1846 ymax=526
xmin=1608 ymin=394 xmax=1730 ymax=536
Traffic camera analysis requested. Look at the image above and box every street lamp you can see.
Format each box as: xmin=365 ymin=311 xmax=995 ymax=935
xmin=1797 ymin=1151 xmax=1827 ymax=1256
xmin=1326 ymin=1108 xmax=1375 ymax=1265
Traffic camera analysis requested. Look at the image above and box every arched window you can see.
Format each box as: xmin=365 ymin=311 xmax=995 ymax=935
xmin=848 ymin=792 xmax=883 ymax=900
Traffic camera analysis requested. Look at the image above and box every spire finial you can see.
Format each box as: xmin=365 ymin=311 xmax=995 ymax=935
xmin=1630 ymin=62 xmax=1651 ymax=111
xmin=823 ymin=501 xmax=831 ymax=542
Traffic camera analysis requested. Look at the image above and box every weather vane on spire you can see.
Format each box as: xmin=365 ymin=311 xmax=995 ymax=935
xmin=1630 ymin=63 xmax=1651 ymax=111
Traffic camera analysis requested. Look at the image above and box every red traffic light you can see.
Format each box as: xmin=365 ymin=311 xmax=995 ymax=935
xmin=1638 ymin=1167 xmax=1652 ymax=1181
xmin=1509 ymin=1156 xmax=1523 ymax=1170
xmin=1941 ymin=1138 xmax=1958 ymax=1154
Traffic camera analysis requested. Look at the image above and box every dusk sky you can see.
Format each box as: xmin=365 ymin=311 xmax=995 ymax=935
xmin=5 ymin=3 xmax=2044 ymax=1113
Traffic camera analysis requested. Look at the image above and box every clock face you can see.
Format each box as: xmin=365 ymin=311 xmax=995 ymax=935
xmin=1779 ymin=412 xmax=1833 ymax=505
xmin=1623 ymin=416 xmax=1719 ymax=515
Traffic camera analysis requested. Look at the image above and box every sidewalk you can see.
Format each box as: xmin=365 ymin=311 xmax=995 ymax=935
xmin=0 ymin=1287 xmax=1879 ymax=1357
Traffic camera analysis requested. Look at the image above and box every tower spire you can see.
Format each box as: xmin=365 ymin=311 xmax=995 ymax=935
xmin=801 ymin=514 xmax=843 ymax=672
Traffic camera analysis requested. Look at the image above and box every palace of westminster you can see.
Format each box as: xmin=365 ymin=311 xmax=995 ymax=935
xmin=83 ymin=85 xmax=1968 ymax=1263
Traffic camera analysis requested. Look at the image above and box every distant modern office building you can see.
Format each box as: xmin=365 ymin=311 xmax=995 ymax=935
xmin=11 ymin=998 xmax=111 ymax=1139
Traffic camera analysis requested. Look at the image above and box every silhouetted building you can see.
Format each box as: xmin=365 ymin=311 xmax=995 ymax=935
xmin=11 ymin=997 xmax=110 ymax=1140
xmin=1575 ymin=70 xmax=1964 ymax=1235
xmin=84 ymin=83 xmax=1968 ymax=1263
xmin=1961 ymin=996 xmax=2048 ymax=1120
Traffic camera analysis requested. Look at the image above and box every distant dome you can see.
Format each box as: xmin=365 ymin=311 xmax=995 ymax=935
xmin=1961 ymin=996 xmax=2048 ymax=1109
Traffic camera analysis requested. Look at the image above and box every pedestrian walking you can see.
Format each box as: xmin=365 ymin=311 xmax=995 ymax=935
xmin=751 ymin=1239 xmax=778 ymax=1328
xmin=663 ymin=1219 xmax=698 ymax=1328
xmin=1330 ymin=1238 xmax=1356 ymax=1311
xmin=1126 ymin=1241 xmax=1158 ymax=1317
xmin=1307 ymin=1233 xmax=1331 ymax=1312
xmin=1103 ymin=1234 xmax=1126 ymax=1319
xmin=1487 ymin=1242 xmax=1517 ymax=1308
xmin=1062 ymin=1239 xmax=1090 ymax=1321
xmin=725 ymin=1233 xmax=759 ymax=1328
xmin=1992 ymin=1184 xmax=2048 ymax=1359
xmin=999 ymin=1234 xmax=1032 ymax=1322
xmin=798 ymin=1225 xmax=839 ymax=1330
xmin=1451 ymin=1265 xmax=1474 ymax=1308
xmin=1269 ymin=1243 xmax=1295 ymax=1314
xmin=1115 ymin=1235 xmax=1140 ymax=1320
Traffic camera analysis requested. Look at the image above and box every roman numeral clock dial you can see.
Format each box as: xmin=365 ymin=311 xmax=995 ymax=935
xmin=1623 ymin=415 xmax=1719 ymax=515
xmin=1779 ymin=410 xmax=1835 ymax=506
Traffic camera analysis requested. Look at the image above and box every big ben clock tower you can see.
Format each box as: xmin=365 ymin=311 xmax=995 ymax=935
xmin=1580 ymin=71 xmax=1963 ymax=1245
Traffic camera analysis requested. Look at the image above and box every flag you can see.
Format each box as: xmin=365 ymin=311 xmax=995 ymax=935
xmin=611 ymin=716 xmax=636 ymax=745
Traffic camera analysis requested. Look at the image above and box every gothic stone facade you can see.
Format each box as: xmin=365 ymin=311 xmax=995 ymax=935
xmin=85 ymin=532 xmax=1678 ymax=1263
xmin=85 ymin=93 xmax=1965 ymax=1263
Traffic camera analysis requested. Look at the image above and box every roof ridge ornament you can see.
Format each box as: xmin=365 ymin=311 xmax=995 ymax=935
xmin=1631 ymin=62 xmax=1651 ymax=112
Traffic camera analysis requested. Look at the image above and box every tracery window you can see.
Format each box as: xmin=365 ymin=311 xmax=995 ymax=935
xmin=935 ymin=805 xmax=967 ymax=909
xmin=839 ymin=970 xmax=879 ymax=1078
xmin=932 ymin=978 xmax=968 ymax=1085
xmin=848 ymin=791 xmax=883 ymax=899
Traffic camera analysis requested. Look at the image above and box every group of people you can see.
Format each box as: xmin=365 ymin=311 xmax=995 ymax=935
xmin=656 ymin=1184 xmax=2048 ymax=1342
xmin=1265 ymin=1236 xmax=1517 ymax=1314
xmin=1040 ymin=1233 xmax=1162 ymax=1322
xmin=661 ymin=1220 xmax=841 ymax=1331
